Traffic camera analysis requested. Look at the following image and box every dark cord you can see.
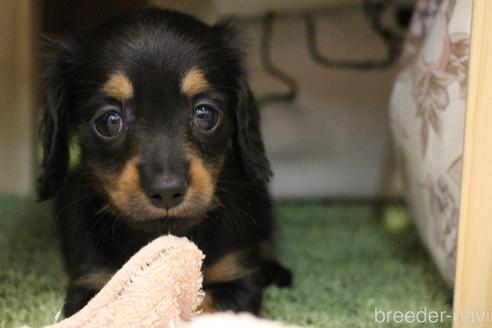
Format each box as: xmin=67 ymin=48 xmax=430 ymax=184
xmin=257 ymin=1 xmax=405 ymax=105
xmin=304 ymin=0 xmax=403 ymax=70
xmin=257 ymin=12 xmax=299 ymax=106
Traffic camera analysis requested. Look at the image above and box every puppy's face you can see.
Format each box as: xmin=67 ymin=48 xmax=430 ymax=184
xmin=76 ymin=12 xmax=235 ymax=221
xmin=38 ymin=9 xmax=271 ymax=222
xmin=89 ymin=68 xmax=228 ymax=221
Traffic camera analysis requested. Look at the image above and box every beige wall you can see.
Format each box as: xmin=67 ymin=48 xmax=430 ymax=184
xmin=0 ymin=1 xmax=38 ymax=194
xmin=241 ymin=9 xmax=400 ymax=198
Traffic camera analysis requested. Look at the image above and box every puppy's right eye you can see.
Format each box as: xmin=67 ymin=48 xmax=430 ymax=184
xmin=93 ymin=110 xmax=124 ymax=138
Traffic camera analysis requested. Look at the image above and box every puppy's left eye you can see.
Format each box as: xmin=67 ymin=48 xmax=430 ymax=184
xmin=193 ymin=103 xmax=220 ymax=131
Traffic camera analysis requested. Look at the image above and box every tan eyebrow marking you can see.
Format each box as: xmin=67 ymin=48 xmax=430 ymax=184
xmin=181 ymin=68 xmax=209 ymax=97
xmin=102 ymin=71 xmax=134 ymax=101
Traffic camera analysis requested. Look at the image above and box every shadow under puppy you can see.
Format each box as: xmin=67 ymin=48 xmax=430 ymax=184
xmin=38 ymin=8 xmax=292 ymax=318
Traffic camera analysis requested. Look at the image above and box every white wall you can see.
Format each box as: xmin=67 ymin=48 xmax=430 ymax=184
xmin=239 ymin=8 xmax=400 ymax=198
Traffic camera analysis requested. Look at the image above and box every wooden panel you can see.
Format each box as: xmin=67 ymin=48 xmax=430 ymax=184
xmin=453 ymin=0 xmax=492 ymax=327
xmin=0 ymin=1 xmax=39 ymax=194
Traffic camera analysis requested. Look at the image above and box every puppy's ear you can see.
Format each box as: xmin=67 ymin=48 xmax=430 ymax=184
xmin=37 ymin=38 xmax=77 ymax=200
xmin=213 ymin=22 xmax=272 ymax=182
xmin=235 ymin=80 xmax=272 ymax=183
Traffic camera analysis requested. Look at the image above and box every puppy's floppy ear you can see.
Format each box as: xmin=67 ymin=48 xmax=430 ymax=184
xmin=235 ymin=80 xmax=272 ymax=183
xmin=37 ymin=38 xmax=77 ymax=200
xmin=213 ymin=21 xmax=272 ymax=182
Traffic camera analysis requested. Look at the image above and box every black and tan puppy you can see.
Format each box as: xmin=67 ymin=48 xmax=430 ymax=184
xmin=38 ymin=8 xmax=291 ymax=317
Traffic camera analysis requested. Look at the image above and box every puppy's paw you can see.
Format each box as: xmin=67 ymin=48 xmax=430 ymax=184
xmin=261 ymin=260 xmax=293 ymax=288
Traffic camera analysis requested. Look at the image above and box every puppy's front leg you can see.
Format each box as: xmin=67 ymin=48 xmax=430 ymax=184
xmin=63 ymin=269 xmax=113 ymax=317
xmin=201 ymin=251 xmax=265 ymax=314
xmin=200 ymin=274 xmax=264 ymax=314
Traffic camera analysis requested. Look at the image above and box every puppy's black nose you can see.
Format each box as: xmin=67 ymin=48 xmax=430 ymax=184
xmin=147 ymin=177 xmax=186 ymax=210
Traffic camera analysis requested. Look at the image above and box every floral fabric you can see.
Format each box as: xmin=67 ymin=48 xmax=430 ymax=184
xmin=389 ymin=0 xmax=471 ymax=284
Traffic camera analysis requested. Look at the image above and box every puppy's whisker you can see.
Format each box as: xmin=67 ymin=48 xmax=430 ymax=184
xmin=95 ymin=203 xmax=112 ymax=216
xmin=216 ymin=180 xmax=272 ymax=204
xmin=55 ymin=190 xmax=104 ymax=218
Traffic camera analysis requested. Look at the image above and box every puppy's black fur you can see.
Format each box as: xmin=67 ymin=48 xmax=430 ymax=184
xmin=39 ymin=8 xmax=291 ymax=317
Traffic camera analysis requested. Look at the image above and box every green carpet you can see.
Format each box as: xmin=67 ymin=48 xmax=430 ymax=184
xmin=0 ymin=196 xmax=452 ymax=328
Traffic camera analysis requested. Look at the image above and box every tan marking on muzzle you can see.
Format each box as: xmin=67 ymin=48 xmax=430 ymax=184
xmin=105 ymin=157 xmax=141 ymax=209
xmin=187 ymin=155 xmax=215 ymax=202
xmin=96 ymin=154 xmax=218 ymax=221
